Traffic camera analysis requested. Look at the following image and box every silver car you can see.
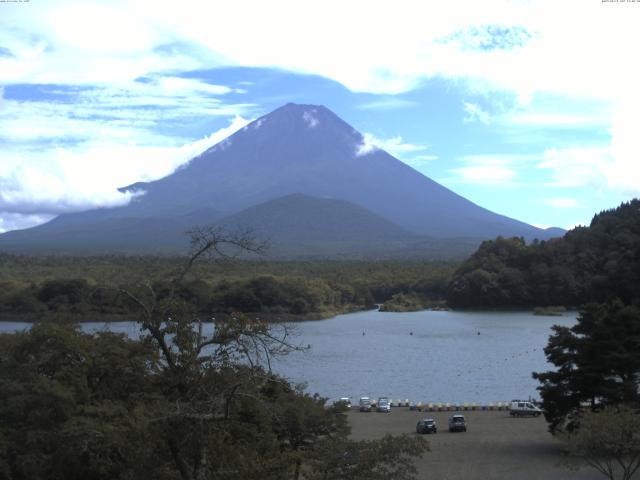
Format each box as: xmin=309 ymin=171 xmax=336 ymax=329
xmin=377 ymin=397 xmax=391 ymax=412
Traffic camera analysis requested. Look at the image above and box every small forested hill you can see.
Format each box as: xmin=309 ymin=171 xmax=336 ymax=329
xmin=447 ymin=199 xmax=640 ymax=308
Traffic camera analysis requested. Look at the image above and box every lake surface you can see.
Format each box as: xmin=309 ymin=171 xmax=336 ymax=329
xmin=0 ymin=309 xmax=576 ymax=404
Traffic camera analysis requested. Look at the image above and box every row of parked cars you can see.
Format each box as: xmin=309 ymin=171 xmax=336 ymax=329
xmin=355 ymin=397 xmax=468 ymax=433
xmin=356 ymin=396 xmax=389 ymax=412
xmin=351 ymin=397 xmax=542 ymax=415
xmin=344 ymin=397 xmax=542 ymax=436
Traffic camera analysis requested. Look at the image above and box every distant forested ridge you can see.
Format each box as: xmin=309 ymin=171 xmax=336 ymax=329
xmin=447 ymin=199 xmax=640 ymax=308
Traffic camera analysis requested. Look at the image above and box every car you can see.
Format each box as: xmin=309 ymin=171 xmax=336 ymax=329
xmin=416 ymin=418 xmax=437 ymax=434
xmin=377 ymin=397 xmax=391 ymax=413
xmin=448 ymin=414 xmax=467 ymax=432
xmin=509 ymin=400 xmax=542 ymax=417
xmin=359 ymin=397 xmax=372 ymax=412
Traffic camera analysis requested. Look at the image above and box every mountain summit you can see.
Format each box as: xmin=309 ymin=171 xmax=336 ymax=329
xmin=0 ymin=103 xmax=561 ymax=256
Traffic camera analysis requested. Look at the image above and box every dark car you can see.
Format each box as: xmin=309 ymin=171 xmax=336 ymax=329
xmin=416 ymin=418 xmax=437 ymax=434
xmin=448 ymin=414 xmax=467 ymax=432
xmin=359 ymin=397 xmax=372 ymax=412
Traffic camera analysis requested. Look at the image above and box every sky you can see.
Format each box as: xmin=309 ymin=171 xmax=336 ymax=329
xmin=1 ymin=0 xmax=639 ymax=234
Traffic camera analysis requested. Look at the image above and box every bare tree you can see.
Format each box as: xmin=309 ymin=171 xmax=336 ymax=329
xmin=118 ymin=226 xmax=298 ymax=371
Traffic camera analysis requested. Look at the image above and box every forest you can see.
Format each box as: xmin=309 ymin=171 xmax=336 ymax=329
xmin=0 ymin=254 xmax=455 ymax=321
xmin=447 ymin=200 xmax=640 ymax=309
xmin=2 ymin=200 xmax=639 ymax=319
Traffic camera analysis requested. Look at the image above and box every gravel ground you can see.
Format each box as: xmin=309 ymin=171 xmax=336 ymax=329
xmin=347 ymin=408 xmax=602 ymax=480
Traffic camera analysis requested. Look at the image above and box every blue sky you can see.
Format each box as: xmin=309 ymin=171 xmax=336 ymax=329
xmin=1 ymin=0 xmax=639 ymax=234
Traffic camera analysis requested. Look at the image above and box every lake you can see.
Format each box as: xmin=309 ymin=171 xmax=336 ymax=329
xmin=0 ymin=309 xmax=576 ymax=404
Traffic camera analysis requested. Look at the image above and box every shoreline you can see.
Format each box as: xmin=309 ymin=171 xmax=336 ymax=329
xmin=0 ymin=305 xmax=372 ymax=324
xmin=0 ymin=305 xmax=579 ymax=324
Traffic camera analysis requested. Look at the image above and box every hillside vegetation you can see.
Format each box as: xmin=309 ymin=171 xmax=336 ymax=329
xmin=447 ymin=199 xmax=640 ymax=308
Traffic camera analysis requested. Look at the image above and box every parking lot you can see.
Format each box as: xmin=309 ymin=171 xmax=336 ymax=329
xmin=347 ymin=408 xmax=602 ymax=480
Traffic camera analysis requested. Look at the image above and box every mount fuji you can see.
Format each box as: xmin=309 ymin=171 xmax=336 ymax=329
xmin=0 ymin=103 xmax=562 ymax=258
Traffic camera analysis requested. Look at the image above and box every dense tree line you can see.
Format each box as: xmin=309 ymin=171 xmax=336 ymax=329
xmin=447 ymin=200 xmax=640 ymax=308
xmin=0 ymin=257 xmax=455 ymax=320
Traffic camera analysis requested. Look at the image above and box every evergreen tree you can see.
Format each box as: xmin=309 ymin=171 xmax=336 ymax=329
xmin=533 ymin=301 xmax=640 ymax=433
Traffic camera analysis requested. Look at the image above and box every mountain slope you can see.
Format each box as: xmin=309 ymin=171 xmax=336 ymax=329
xmin=118 ymin=103 xmax=553 ymax=239
xmin=0 ymin=208 xmax=223 ymax=254
xmin=0 ymin=103 xmax=562 ymax=256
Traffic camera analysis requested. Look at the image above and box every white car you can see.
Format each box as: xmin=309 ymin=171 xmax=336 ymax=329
xmin=376 ymin=397 xmax=391 ymax=412
xmin=509 ymin=400 xmax=542 ymax=417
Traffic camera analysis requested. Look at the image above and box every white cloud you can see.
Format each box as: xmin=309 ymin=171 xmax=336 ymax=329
xmin=461 ymin=154 xmax=537 ymax=164
xmin=607 ymin=98 xmax=640 ymax=196
xmin=545 ymin=197 xmax=579 ymax=208
xmin=505 ymin=112 xmax=608 ymax=127
xmin=0 ymin=70 xmax=256 ymax=226
xmin=2 ymin=0 xmax=638 ymax=122
xmin=445 ymin=153 xmax=540 ymax=186
xmin=355 ymin=132 xmax=428 ymax=158
xmin=413 ymin=154 xmax=439 ymax=162
xmin=302 ymin=110 xmax=319 ymax=128
xmin=463 ymin=102 xmax=490 ymax=124
xmin=493 ymin=96 xmax=613 ymax=132
xmin=538 ymin=141 xmax=640 ymax=197
xmin=0 ymin=212 xmax=55 ymax=234
xmin=537 ymin=147 xmax=612 ymax=189
xmin=403 ymin=155 xmax=439 ymax=172
xmin=356 ymin=98 xmax=416 ymax=110
xmin=0 ymin=79 xmax=255 ymax=144
xmin=355 ymin=133 xmax=380 ymax=157
xmin=450 ymin=165 xmax=517 ymax=186
xmin=0 ymin=116 xmax=251 ymax=216
xmin=1 ymin=0 xmax=639 ymax=219
xmin=3 ymin=0 xmax=637 ymax=101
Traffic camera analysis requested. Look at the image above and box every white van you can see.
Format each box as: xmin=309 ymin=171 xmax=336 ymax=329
xmin=509 ymin=400 xmax=542 ymax=417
